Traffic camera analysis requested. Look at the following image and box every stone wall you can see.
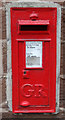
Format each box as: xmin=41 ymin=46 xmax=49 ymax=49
xmin=0 ymin=0 xmax=65 ymax=119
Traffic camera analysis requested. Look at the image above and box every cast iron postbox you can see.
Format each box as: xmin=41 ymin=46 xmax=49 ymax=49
xmin=10 ymin=5 xmax=61 ymax=113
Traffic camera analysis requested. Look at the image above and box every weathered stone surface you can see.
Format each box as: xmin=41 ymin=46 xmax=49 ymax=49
xmin=2 ymin=9 xmax=6 ymax=39
xmin=0 ymin=10 xmax=2 ymax=39
xmin=0 ymin=0 xmax=64 ymax=118
xmin=2 ymin=40 xmax=7 ymax=73
xmin=5 ymin=0 xmax=19 ymax=2
xmin=0 ymin=41 xmax=3 ymax=76
xmin=2 ymin=108 xmax=65 ymax=119
xmin=6 ymin=1 xmax=61 ymax=114
xmin=6 ymin=69 xmax=12 ymax=111
xmin=0 ymin=77 xmax=6 ymax=105
xmin=2 ymin=77 xmax=6 ymax=103
xmin=60 ymin=78 xmax=64 ymax=100
xmin=0 ymin=1 xmax=2 ymax=7
xmin=0 ymin=78 xmax=2 ymax=105
xmin=4 ymin=0 xmax=65 ymax=2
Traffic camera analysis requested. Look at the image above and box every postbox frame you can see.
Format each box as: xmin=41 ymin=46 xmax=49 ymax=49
xmin=6 ymin=1 xmax=61 ymax=114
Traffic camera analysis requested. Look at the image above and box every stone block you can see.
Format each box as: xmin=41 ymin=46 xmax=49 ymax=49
xmin=2 ymin=9 xmax=6 ymax=39
xmin=2 ymin=41 xmax=7 ymax=73
xmin=0 ymin=41 xmax=3 ymax=76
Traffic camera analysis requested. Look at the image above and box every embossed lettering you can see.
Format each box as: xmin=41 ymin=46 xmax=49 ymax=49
xmin=21 ymin=84 xmax=47 ymax=98
xmin=21 ymin=84 xmax=34 ymax=97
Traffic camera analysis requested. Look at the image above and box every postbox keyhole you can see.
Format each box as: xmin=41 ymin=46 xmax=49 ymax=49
xmin=24 ymin=71 xmax=26 ymax=74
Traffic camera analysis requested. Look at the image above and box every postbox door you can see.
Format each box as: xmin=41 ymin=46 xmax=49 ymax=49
xmin=18 ymin=40 xmax=50 ymax=108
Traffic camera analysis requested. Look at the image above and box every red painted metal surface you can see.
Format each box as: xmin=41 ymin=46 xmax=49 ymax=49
xmin=11 ymin=7 xmax=57 ymax=113
xmin=30 ymin=11 xmax=38 ymax=20
xmin=18 ymin=20 xmax=50 ymax=25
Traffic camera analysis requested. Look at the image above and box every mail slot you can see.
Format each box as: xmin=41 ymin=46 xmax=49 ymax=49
xmin=10 ymin=6 xmax=61 ymax=113
xmin=18 ymin=20 xmax=49 ymax=34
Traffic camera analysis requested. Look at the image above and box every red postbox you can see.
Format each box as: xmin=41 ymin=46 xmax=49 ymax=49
xmin=11 ymin=7 xmax=57 ymax=113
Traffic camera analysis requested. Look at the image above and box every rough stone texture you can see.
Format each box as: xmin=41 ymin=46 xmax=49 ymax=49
xmin=2 ymin=109 xmax=65 ymax=119
xmin=2 ymin=40 xmax=7 ymax=73
xmin=6 ymin=1 xmax=61 ymax=114
xmin=63 ymin=49 xmax=65 ymax=74
xmin=0 ymin=77 xmax=6 ymax=110
xmin=0 ymin=1 xmax=2 ymax=7
xmin=0 ymin=0 xmax=65 ymax=119
xmin=4 ymin=0 xmax=65 ymax=2
xmin=2 ymin=77 xmax=6 ymax=103
xmin=6 ymin=69 xmax=12 ymax=111
xmin=0 ymin=41 xmax=3 ymax=76
xmin=61 ymin=42 xmax=65 ymax=74
xmin=5 ymin=0 xmax=19 ymax=2
xmin=2 ymin=9 xmax=6 ymax=39
xmin=0 ymin=9 xmax=2 ymax=39
xmin=0 ymin=78 xmax=2 ymax=105
xmin=60 ymin=78 xmax=64 ymax=100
